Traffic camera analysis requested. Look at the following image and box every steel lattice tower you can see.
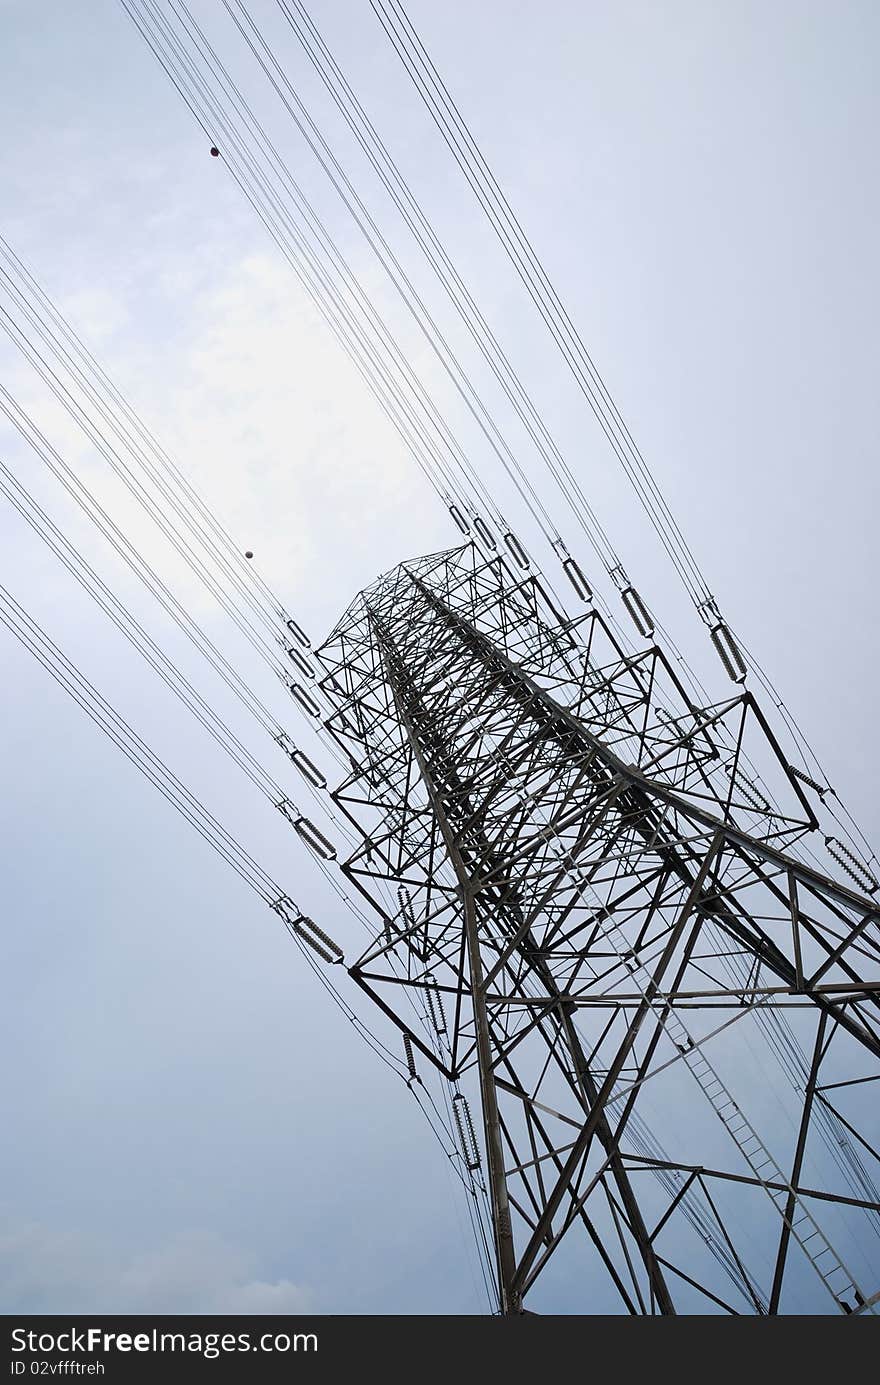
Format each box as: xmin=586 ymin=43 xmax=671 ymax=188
xmin=316 ymin=543 xmax=880 ymax=1316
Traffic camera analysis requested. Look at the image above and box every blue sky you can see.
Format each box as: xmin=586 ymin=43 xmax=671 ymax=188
xmin=1 ymin=0 xmax=878 ymax=1313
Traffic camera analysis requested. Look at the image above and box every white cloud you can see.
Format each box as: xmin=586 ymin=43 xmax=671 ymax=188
xmin=0 ymin=1221 xmax=312 ymax=1315
xmin=132 ymin=250 xmax=429 ymax=602
xmin=58 ymin=286 xmax=131 ymax=345
xmin=0 ymin=241 xmax=440 ymax=635
xmin=211 ymin=1279 xmax=311 ymax=1315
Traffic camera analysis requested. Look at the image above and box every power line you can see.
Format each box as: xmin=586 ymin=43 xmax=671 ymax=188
xmin=121 ymin=0 xmax=514 ymax=543
xmin=0 ymin=245 xmax=363 ymax=782
xmin=0 ymin=573 xmax=422 ymax=1085
xmin=121 ymin=0 xmax=877 ymax=888
xmin=0 ymin=577 xmax=279 ymax=900
xmin=369 ymin=0 xmax=709 ymax=601
xmin=1 ymin=230 xmax=479 ymax=1003
xmin=0 ymin=271 xmax=485 ymax=1199
xmin=272 ymin=0 xmax=654 ymax=617
xmin=368 ymin=0 xmax=877 ymax=870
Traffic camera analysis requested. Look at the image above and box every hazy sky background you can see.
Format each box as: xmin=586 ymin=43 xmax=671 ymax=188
xmin=0 ymin=0 xmax=878 ymax=1313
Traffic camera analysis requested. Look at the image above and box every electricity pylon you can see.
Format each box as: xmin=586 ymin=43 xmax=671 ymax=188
xmin=316 ymin=543 xmax=880 ymax=1315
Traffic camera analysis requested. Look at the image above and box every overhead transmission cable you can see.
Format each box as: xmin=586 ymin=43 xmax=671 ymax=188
xmin=31 ymin=5 xmax=848 ymax=1296
xmin=268 ymin=0 xmax=650 ymax=619
xmin=0 ymin=299 xmax=286 ymax=678
xmin=259 ymin=0 xmax=823 ymax=839
xmin=117 ymin=0 xmax=880 ymax=1296
xmin=178 ymin=0 xmax=555 ymax=559
xmin=1 ymin=258 xmax=488 ymax=1244
xmin=217 ymin=0 xmax=565 ymax=557
xmin=179 ymin=0 xmax=834 ymax=885
xmin=0 ymin=239 xmax=394 ymax=797
xmin=120 ymin=0 xmax=452 ymax=523
xmin=118 ymin=0 xmax=880 ymax=1207
xmin=131 ymin=0 xmax=872 ymax=915
xmin=121 ymin=0 xmax=526 ymax=553
xmin=370 ymin=0 xmax=711 ymax=609
xmin=369 ymin=0 xmax=877 ymax=869
xmin=0 ymin=279 xmax=350 ymax=746
xmin=0 ymin=381 xmax=280 ymax=742
xmin=0 ymin=383 xmax=383 ymax=920
xmin=0 ymin=235 xmax=308 ymax=641
xmin=198 ymin=0 xmax=672 ymax=658
xmin=200 ymin=0 xmax=846 ymax=863
xmin=0 ymin=243 xmax=479 ymax=1131
xmin=0 ymin=576 xmax=417 ymax=1075
xmin=123 ymin=0 xmax=632 ymax=972
xmin=125 ymin=0 xmax=720 ymax=780
xmin=0 ymin=579 xmax=279 ymax=901
xmin=0 ymin=442 xmax=370 ymax=869
xmin=122 ymin=0 xmax=875 ymax=876
xmin=0 ymin=247 xmax=418 ymax=918
xmin=0 ymin=446 xmax=491 ymax=1278
xmin=123 ymin=0 xmax=763 ymax=802
xmin=0 ymin=451 xmax=283 ymax=804
xmin=0 ymin=253 xmax=440 ymax=929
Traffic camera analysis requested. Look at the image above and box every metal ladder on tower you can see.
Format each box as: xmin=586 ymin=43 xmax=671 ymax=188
xmin=659 ymin=1004 xmax=871 ymax=1313
xmin=596 ymin=910 xmax=876 ymax=1314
